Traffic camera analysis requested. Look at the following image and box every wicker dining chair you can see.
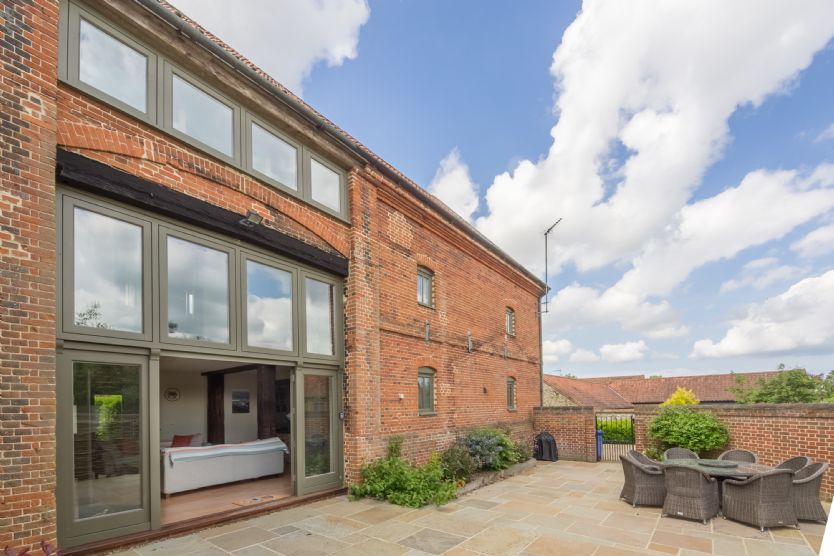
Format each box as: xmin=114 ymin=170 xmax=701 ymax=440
xmin=718 ymin=449 xmax=758 ymax=463
xmin=663 ymin=447 xmax=698 ymax=460
xmin=662 ymin=464 xmax=720 ymax=524
xmin=628 ymin=449 xmax=662 ymax=470
xmin=777 ymin=456 xmax=812 ymax=473
xmin=619 ymin=454 xmax=666 ymax=508
xmin=722 ymin=469 xmax=798 ymax=531
xmin=791 ymin=462 xmax=829 ymax=523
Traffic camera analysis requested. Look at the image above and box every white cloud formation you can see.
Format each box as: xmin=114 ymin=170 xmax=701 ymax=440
xmin=600 ymin=340 xmax=648 ymax=363
xmin=720 ymin=257 xmax=808 ymax=293
xmin=427 ymin=148 xmax=480 ymax=222
xmin=815 ymin=122 xmax=834 ymax=142
xmin=167 ymin=0 xmax=370 ymax=94
xmin=569 ymin=348 xmax=600 ymax=363
xmin=693 ymin=270 xmax=834 ymax=358
xmin=543 ymin=339 xmax=573 ymax=363
xmin=792 ymin=222 xmax=834 ymax=259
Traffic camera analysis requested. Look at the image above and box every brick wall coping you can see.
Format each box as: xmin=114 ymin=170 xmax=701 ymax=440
xmin=632 ymin=403 xmax=834 ymax=418
xmin=534 ymin=405 xmax=595 ymax=413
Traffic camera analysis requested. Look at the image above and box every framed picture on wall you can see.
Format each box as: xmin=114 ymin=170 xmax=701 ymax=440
xmin=232 ymin=390 xmax=250 ymax=413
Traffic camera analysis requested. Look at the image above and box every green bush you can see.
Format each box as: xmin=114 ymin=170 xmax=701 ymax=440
xmin=349 ymin=437 xmax=457 ymax=508
xmin=461 ymin=428 xmax=520 ymax=470
xmin=644 ymin=446 xmax=664 ymax=461
xmin=440 ymin=443 xmax=476 ymax=483
xmin=647 ymin=407 xmax=729 ymax=456
xmin=597 ymin=419 xmax=633 ymax=443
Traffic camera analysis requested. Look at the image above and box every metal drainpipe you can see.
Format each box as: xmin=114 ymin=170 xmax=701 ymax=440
xmin=539 ymin=299 xmax=544 ymax=408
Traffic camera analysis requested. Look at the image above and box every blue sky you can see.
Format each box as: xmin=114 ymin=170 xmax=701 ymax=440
xmin=171 ymin=0 xmax=834 ymax=378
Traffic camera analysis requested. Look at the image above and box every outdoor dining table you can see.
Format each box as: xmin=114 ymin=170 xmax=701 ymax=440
xmin=662 ymin=458 xmax=774 ymax=478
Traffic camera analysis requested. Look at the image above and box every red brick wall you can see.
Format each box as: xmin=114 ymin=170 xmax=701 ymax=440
xmin=0 ymin=0 xmax=61 ymax=551
xmin=533 ymin=407 xmax=597 ymax=462
xmin=634 ymin=404 xmax=834 ymax=500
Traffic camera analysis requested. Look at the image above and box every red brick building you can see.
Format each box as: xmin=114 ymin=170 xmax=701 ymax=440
xmin=0 ymin=0 xmax=545 ymax=551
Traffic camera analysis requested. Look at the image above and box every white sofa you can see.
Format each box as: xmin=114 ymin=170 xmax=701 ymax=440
xmin=161 ymin=437 xmax=288 ymax=495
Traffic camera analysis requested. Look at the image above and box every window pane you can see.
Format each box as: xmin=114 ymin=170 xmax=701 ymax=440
xmin=419 ymin=373 xmax=433 ymax=412
xmin=304 ymin=374 xmax=332 ymax=477
xmin=172 ymin=74 xmax=233 ymax=156
xmin=79 ymin=19 xmax=147 ymax=112
xmin=310 ymin=158 xmax=341 ymax=212
xmin=73 ymin=361 xmax=142 ymax=519
xmin=417 ymin=272 xmax=432 ymax=306
xmin=166 ymin=236 xmax=229 ymax=343
xmin=305 ymin=278 xmax=334 ymax=355
xmin=246 ymin=260 xmax=293 ymax=351
xmin=74 ymin=208 xmax=143 ymax=333
xmin=251 ymin=123 xmax=297 ymax=189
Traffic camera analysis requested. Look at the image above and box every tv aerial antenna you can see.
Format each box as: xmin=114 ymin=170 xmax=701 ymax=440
xmin=541 ymin=218 xmax=562 ymax=314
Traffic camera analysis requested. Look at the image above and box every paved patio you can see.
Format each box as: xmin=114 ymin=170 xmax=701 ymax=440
xmin=110 ymin=461 xmax=829 ymax=556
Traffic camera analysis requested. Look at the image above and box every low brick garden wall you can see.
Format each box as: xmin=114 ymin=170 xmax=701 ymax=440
xmin=533 ymin=406 xmax=597 ymax=462
xmin=634 ymin=403 xmax=834 ymax=500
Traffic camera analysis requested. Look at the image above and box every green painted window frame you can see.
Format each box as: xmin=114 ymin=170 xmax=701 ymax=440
xmin=244 ymin=112 xmax=303 ymax=195
xmin=239 ymin=251 xmax=299 ymax=357
xmin=57 ymin=0 xmax=351 ymax=222
xmin=63 ymin=2 xmax=157 ymax=124
xmin=505 ymin=307 xmax=516 ymax=337
xmin=300 ymin=272 xmax=344 ymax=363
xmin=417 ymin=266 xmax=434 ymax=308
xmin=60 ymin=195 xmax=154 ymax=342
xmin=506 ymin=377 xmax=517 ymax=411
xmin=418 ymin=367 xmax=436 ymax=415
xmin=159 ymin=227 xmax=238 ymax=350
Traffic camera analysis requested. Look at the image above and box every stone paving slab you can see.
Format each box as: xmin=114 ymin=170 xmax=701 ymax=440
xmin=107 ymin=461 xmax=828 ymax=555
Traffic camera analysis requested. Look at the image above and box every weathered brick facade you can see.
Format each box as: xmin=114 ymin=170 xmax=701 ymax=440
xmin=0 ymin=0 xmax=544 ymax=550
xmin=634 ymin=404 xmax=834 ymax=500
xmin=0 ymin=0 xmax=60 ymax=550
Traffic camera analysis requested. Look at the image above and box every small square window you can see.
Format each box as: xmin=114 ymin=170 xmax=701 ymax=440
xmin=250 ymin=121 xmax=298 ymax=190
xmin=310 ymin=157 xmax=341 ymax=212
xmin=417 ymin=267 xmax=434 ymax=307
xmin=507 ymin=377 xmax=517 ymax=410
xmin=505 ymin=308 xmax=516 ymax=336
xmin=418 ymin=368 xmax=435 ymax=414
xmin=172 ymin=73 xmax=234 ymax=156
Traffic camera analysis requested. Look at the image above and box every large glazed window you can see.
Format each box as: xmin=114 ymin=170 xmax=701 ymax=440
xmin=305 ymin=277 xmax=334 ymax=356
xmin=245 ymin=259 xmax=293 ymax=351
xmin=251 ymin=122 xmax=298 ymax=190
xmin=172 ymin=74 xmax=234 ymax=156
xmin=310 ymin=158 xmax=341 ymax=212
xmin=166 ymin=235 xmax=230 ymax=343
xmin=73 ymin=207 xmax=143 ymax=333
xmin=78 ymin=18 xmax=147 ymax=112
xmin=72 ymin=361 xmax=143 ymax=520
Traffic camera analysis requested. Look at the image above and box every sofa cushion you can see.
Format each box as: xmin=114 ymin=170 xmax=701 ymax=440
xmin=171 ymin=434 xmax=196 ymax=447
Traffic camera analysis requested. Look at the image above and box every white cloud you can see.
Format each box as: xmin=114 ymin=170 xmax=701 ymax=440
xmin=543 ymin=339 xmax=573 ymax=363
xmin=600 ymin=340 xmax=648 ymax=363
xmin=569 ymin=348 xmax=600 ymax=363
xmin=167 ymin=0 xmax=370 ymax=94
xmin=692 ymin=270 xmax=834 ymax=358
xmin=720 ymin=257 xmax=808 ymax=293
xmin=475 ymin=1 xmax=834 ymax=277
xmin=815 ymin=122 xmax=834 ymax=142
xmin=792 ymin=222 xmax=834 ymax=258
xmin=427 ymin=148 xmax=480 ymax=222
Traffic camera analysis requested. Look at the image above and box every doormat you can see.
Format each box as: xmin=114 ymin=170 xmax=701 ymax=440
xmin=232 ymin=494 xmax=280 ymax=507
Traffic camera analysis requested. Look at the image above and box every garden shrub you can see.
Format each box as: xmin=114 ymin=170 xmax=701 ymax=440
xmin=440 ymin=443 xmax=476 ymax=483
xmin=461 ymin=427 xmax=526 ymax=471
xmin=660 ymin=386 xmax=700 ymax=406
xmin=647 ymin=407 xmax=729 ymax=455
xmin=597 ymin=418 xmax=633 ymax=443
xmin=349 ymin=436 xmax=457 ymax=507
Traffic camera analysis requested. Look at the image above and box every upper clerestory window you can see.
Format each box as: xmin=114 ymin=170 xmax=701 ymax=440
xmin=171 ymin=73 xmax=235 ymax=158
xmin=247 ymin=116 xmax=299 ymax=192
xmin=309 ymin=156 xmax=343 ymax=213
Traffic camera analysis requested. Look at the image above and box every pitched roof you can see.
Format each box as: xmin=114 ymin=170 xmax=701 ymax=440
xmin=543 ymin=375 xmax=633 ymax=409
xmin=584 ymin=371 xmax=787 ymax=404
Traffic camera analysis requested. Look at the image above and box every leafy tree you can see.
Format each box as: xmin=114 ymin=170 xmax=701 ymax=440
xmin=660 ymin=386 xmax=700 ymax=406
xmin=648 ymin=407 xmax=729 ymax=455
xmin=730 ymin=369 xmax=834 ymax=404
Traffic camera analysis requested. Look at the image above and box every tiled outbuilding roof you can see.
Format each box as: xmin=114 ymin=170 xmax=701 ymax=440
xmin=543 ymin=375 xmax=633 ymax=409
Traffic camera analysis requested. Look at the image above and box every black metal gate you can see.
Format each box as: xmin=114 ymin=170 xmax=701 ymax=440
xmin=595 ymin=413 xmax=635 ymax=461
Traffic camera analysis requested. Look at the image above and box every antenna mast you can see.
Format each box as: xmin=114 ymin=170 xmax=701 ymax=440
xmin=542 ymin=218 xmax=562 ymax=313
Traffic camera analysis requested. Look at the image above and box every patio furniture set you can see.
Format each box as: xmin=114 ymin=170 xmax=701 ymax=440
xmin=620 ymin=448 xmax=829 ymax=532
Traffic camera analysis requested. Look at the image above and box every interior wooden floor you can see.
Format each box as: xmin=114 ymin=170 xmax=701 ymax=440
xmin=161 ymin=472 xmax=293 ymax=525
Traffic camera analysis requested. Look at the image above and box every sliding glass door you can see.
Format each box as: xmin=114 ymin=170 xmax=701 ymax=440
xmin=295 ymin=368 xmax=342 ymax=495
xmin=57 ymin=351 xmax=150 ymax=546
